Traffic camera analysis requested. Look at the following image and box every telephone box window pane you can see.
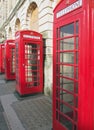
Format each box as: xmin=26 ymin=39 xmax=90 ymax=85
xmin=74 ymin=111 xmax=78 ymax=121
xmin=16 ymin=43 xmax=19 ymax=84
xmin=56 ymin=70 xmax=59 ymax=85
xmin=75 ymin=96 xmax=78 ymax=108
xmin=62 ymin=66 xmax=74 ymax=78
xmin=76 ymin=37 xmax=79 ymax=49
xmin=60 ymin=52 xmax=74 ymax=64
xmin=60 ymin=77 xmax=63 ymax=87
xmin=60 ymin=38 xmax=74 ymax=50
xmin=76 ymin=52 xmax=78 ymax=64
xmin=56 ymin=52 xmax=59 ymax=62
xmin=25 ymin=43 xmax=40 ymax=87
xmin=56 ymin=65 xmax=59 ymax=75
xmin=76 ymin=21 xmax=79 ymax=34
xmin=76 ymin=67 xmax=78 ymax=79
xmin=74 ymin=125 xmax=77 ymax=130
xmin=56 ymin=111 xmax=59 ymax=120
xmin=59 ymin=114 xmax=73 ymax=130
xmin=60 ymin=23 xmax=74 ymax=37
xmin=60 ymin=103 xmax=73 ymax=119
xmin=62 ymin=78 xmax=74 ymax=92
xmin=75 ymin=82 xmax=78 ymax=93
xmin=60 ymin=90 xmax=74 ymax=106
xmin=11 ymin=48 xmax=15 ymax=73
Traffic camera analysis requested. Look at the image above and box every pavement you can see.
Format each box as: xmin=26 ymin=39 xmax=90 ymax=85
xmin=0 ymin=74 xmax=52 ymax=130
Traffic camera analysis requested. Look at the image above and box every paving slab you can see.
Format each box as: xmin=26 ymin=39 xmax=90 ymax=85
xmin=0 ymin=74 xmax=52 ymax=130
xmin=0 ymin=102 xmax=9 ymax=130
xmin=12 ymin=95 xmax=52 ymax=130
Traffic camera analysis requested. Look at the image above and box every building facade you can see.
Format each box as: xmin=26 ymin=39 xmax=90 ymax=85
xmin=0 ymin=0 xmax=60 ymax=96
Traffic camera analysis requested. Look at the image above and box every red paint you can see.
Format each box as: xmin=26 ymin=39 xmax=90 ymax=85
xmin=15 ymin=30 xmax=43 ymax=96
xmin=53 ymin=0 xmax=94 ymax=130
xmin=4 ymin=40 xmax=15 ymax=80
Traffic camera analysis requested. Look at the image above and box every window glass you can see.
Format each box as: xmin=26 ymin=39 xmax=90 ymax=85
xmin=60 ymin=52 xmax=74 ymax=64
xmin=60 ymin=23 xmax=74 ymax=37
xmin=60 ymin=38 xmax=74 ymax=50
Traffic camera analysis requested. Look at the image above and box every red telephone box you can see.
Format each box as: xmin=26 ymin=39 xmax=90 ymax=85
xmin=0 ymin=43 xmax=5 ymax=73
xmin=15 ymin=30 xmax=43 ymax=96
xmin=4 ymin=40 xmax=15 ymax=80
xmin=53 ymin=0 xmax=94 ymax=130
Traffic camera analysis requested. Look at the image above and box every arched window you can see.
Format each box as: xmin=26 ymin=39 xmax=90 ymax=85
xmin=26 ymin=2 xmax=39 ymax=31
xmin=8 ymin=27 xmax=12 ymax=39
xmin=15 ymin=18 xmax=21 ymax=32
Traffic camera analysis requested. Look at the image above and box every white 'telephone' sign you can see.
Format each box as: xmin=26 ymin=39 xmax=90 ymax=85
xmin=56 ymin=0 xmax=82 ymax=18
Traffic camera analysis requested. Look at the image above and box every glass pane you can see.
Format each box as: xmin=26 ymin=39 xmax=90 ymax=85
xmin=60 ymin=65 xmax=74 ymax=78
xmin=59 ymin=114 xmax=73 ymax=130
xmin=75 ymin=82 xmax=78 ymax=93
xmin=60 ymin=77 xmax=63 ymax=87
xmin=75 ymin=96 xmax=78 ymax=108
xmin=25 ymin=43 xmax=40 ymax=87
xmin=76 ymin=67 xmax=78 ymax=79
xmin=74 ymin=125 xmax=77 ymax=130
xmin=56 ymin=111 xmax=58 ymax=120
xmin=60 ymin=52 xmax=74 ymax=64
xmin=76 ymin=52 xmax=78 ymax=64
xmin=11 ymin=48 xmax=15 ymax=73
xmin=56 ymin=65 xmax=59 ymax=75
xmin=56 ymin=52 xmax=59 ymax=62
xmin=56 ymin=76 xmax=59 ymax=86
xmin=76 ymin=21 xmax=79 ymax=34
xmin=60 ymin=38 xmax=74 ymax=50
xmin=60 ymin=90 xmax=74 ymax=106
xmin=60 ymin=23 xmax=74 ymax=37
xmin=74 ymin=110 xmax=78 ymax=121
xmin=15 ymin=43 xmax=19 ymax=84
xmin=76 ymin=37 xmax=79 ymax=49
xmin=61 ymin=78 xmax=74 ymax=92
xmin=60 ymin=103 xmax=73 ymax=119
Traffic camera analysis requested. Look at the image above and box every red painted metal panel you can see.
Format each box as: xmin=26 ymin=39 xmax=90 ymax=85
xmin=15 ymin=30 xmax=43 ymax=96
xmin=4 ymin=40 xmax=15 ymax=80
xmin=0 ymin=43 xmax=5 ymax=73
xmin=53 ymin=0 xmax=94 ymax=130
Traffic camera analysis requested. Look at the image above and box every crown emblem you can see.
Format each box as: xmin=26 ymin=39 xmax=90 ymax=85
xmin=66 ymin=0 xmax=70 ymax=5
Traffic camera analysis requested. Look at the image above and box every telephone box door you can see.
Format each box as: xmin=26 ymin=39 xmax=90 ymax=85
xmin=23 ymin=40 xmax=43 ymax=94
xmin=9 ymin=45 xmax=15 ymax=78
xmin=8 ymin=45 xmax=15 ymax=79
xmin=53 ymin=8 xmax=83 ymax=130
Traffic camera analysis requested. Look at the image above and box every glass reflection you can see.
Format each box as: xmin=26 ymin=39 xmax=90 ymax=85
xmin=60 ymin=23 xmax=74 ymax=37
xmin=76 ymin=21 xmax=79 ymax=34
xmin=25 ymin=43 xmax=40 ymax=86
xmin=60 ymin=65 xmax=74 ymax=78
xmin=59 ymin=114 xmax=73 ymax=130
xmin=76 ymin=37 xmax=79 ymax=49
xmin=60 ymin=103 xmax=73 ymax=119
xmin=60 ymin=78 xmax=74 ymax=92
xmin=60 ymin=90 xmax=74 ymax=106
xmin=60 ymin=52 xmax=74 ymax=64
xmin=60 ymin=38 xmax=74 ymax=50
